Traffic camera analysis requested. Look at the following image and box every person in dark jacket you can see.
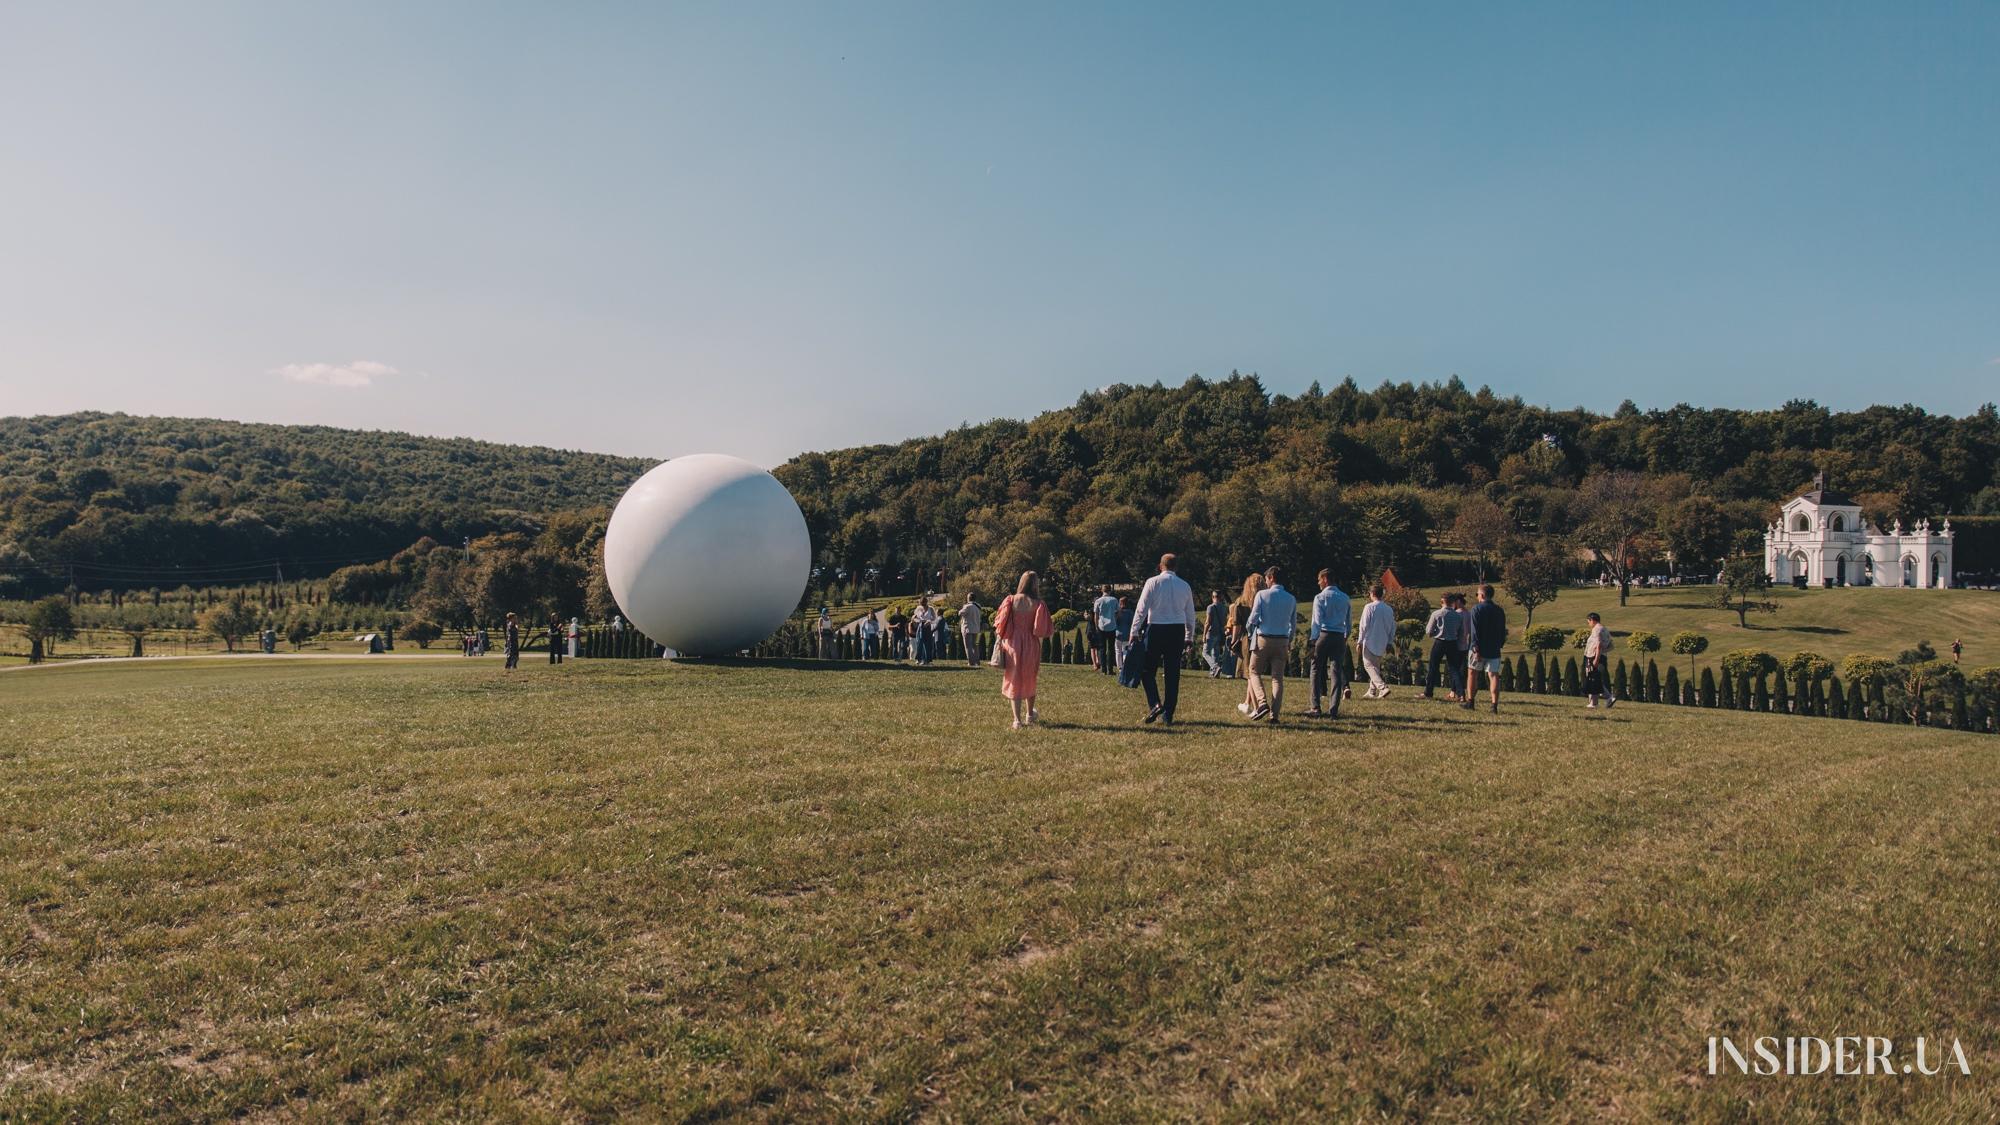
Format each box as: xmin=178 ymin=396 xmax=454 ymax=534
xmin=1463 ymin=584 xmax=1508 ymax=713
xmin=504 ymin=613 xmax=521 ymax=671
xmin=548 ymin=614 xmax=564 ymax=664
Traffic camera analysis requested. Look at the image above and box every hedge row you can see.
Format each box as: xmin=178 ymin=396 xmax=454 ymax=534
xmin=574 ymin=625 xmax=1997 ymax=735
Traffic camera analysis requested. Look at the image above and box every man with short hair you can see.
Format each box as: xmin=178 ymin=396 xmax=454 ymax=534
xmin=959 ymin=595 xmax=983 ymax=666
xmin=1131 ymin=553 xmax=1199 ymax=724
xmin=1422 ymin=592 xmax=1465 ymax=700
xmin=1463 ymin=583 xmax=1508 ymax=713
xmin=1202 ymin=590 xmax=1229 ymax=677
xmin=1241 ymin=565 xmax=1298 ymax=723
xmin=1582 ymin=610 xmax=1615 ymax=708
xmin=1305 ymin=568 xmax=1351 ymax=717
xmin=1092 ymin=585 xmax=1120 ymax=675
xmin=1356 ymin=584 xmax=1396 ymax=698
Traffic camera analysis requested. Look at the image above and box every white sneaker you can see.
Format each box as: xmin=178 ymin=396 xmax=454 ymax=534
xmin=1586 ymin=700 xmax=1597 ymax=709
xmin=1237 ymin=702 xmax=1251 ymax=715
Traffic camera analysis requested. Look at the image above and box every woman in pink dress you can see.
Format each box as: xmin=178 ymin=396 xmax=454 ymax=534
xmin=993 ymin=570 xmax=1053 ymax=729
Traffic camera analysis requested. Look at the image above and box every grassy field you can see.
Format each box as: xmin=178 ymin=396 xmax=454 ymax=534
xmin=3 ymin=658 xmax=1996 ymax=1119
xmin=1491 ymin=583 xmax=1998 ymax=665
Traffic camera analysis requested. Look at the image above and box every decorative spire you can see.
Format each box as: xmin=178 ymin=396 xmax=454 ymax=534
xmin=1812 ymin=468 xmax=1826 ymax=493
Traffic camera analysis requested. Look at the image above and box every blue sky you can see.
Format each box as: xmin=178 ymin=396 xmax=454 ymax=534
xmin=2 ymin=1 xmax=1995 ymax=465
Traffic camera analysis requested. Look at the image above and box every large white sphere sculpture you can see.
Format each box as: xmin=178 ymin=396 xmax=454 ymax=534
xmin=604 ymin=454 xmax=811 ymax=655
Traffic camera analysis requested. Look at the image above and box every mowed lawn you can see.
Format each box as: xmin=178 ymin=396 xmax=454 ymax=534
xmin=1496 ymin=584 xmax=2000 ymax=664
xmin=3 ymin=658 xmax=1997 ymax=1120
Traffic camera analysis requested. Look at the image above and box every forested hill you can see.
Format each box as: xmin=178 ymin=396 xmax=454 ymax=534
xmin=773 ymin=375 xmax=2000 ymax=600
xmin=0 ymin=412 xmax=652 ymax=595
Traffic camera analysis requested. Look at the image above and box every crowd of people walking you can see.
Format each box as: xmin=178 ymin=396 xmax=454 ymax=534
xmin=974 ymin=553 xmax=1554 ymax=729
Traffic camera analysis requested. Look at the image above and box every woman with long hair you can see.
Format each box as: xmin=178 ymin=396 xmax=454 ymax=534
xmin=993 ymin=570 xmax=1053 ymax=729
xmin=1231 ymin=572 xmax=1265 ymax=706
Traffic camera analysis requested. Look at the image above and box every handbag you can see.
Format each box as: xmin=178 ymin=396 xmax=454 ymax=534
xmin=987 ymin=596 xmax=1011 ymax=669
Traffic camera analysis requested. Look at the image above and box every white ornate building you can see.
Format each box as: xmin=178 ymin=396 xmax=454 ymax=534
xmin=1764 ymin=475 xmax=1953 ymax=588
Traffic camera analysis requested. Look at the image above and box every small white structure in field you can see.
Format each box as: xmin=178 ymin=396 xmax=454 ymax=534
xmin=604 ymin=454 xmax=811 ymax=654
xmin=1764 ymin=474 xmax=1953 ymax=588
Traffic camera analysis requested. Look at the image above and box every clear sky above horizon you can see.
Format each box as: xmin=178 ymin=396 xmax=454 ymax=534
xmin=3 ymin=2 xmax=1996 ymax=466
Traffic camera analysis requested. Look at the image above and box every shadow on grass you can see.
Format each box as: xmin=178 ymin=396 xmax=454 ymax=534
xmin=672 ymin=657 xmax=981 ymax=673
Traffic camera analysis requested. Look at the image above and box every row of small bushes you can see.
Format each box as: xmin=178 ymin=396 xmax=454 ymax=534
xmin=578 ymin=624 xmax=2000 ymax=734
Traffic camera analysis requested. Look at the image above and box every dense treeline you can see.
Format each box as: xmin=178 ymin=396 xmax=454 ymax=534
xmin=7 ymin=382 xmax=1999 ymax=610
xmin=774 ymin=375 xmax=2000 ymax=601
xmin=0 ymin=413 xmax=651 ymax=598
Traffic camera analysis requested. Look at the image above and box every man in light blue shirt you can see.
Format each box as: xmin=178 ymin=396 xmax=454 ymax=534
xmin=1306 ymin=569 xmax=1352 ymax=717
xmin=1091 ymin=585 xmax=1120 ymax=676
xmin=1241 ymin=565 xmax=1298 ymax=723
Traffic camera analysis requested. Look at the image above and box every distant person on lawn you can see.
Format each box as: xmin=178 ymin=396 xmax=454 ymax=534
xmin=1092 ymin=585 xmax=1119 ymax=674
xmin=994 ymin=570 xmax=1053 ymax=730
xmin=1582 ymin=611 xmax=1615 ymax=709
xmin=1114 ymin=596 xmax=1135 ymax=674
xmin=1952 ymin=637 xmax=1962 ymax=664
xmin=1230 ymin=572 xmax=1265 ymax=711
xmin=504 ymin=612 xmax=520 ymax=670
xmin=860 ymin=611 xmax=881 ymax=659
xmin=910 ymin=597 xmax=936 ymax=665
xmin=1306 ymin=569 xmax=1351 ymax=718
xmin=1202 ymin=590 xmax=1228 ymax=677
xmin=1422 ymin=591 xmax=1466 ymax=701
xmin=1240 ymin=565 xmax=1297 ymax=723
xmin=1357 ymin=584 xmax=1396 ymax=698
xmin=1463 ymin=584 xmax=1508 ymax=713
xmin=1131 ymin=553 xmax=1199 ymax=725
xmin=817 ymin=607 xmax=835 ymax=659
xmin=547 ymin=614 xmax=564 ymax=664
xmin=959 ymin=595 xmax=983 ymax=665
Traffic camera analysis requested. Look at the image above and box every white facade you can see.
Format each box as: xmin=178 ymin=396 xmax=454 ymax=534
xmin=1763 ymin=479 xmax=1953 ymax=589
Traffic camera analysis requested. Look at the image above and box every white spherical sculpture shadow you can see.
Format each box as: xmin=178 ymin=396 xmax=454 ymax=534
xmin=603 ymin=454 xmax=811 ymax=656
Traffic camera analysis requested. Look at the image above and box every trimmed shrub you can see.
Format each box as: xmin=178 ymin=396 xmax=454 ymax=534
xmin=1828 ymin=676 xmax=1846 ymax=718
xmin=1515 ymin=654 xmax=1531 ymax=690
xmin=1626 ymin=630 xmax=1662 ymax=657
xmin=1563 ymin=657 xmax=1581 ymax=696
xmin=1524 ymin=624 xmax=1567 ymax=653
xmin=1665 ymin=665 xmax=1681 ymax=705
xmin=1754 ymin=673 xmax=1770 ymax=713
xmin=1646 ymin=660 xmax=1661 ymax=703
xmin=1784 ymin=651 xmax=1833 ymax=682
xmin=1681 ymin=679 xmax=1696 ymax=706
xmin=1772 ymin=674 xmax=1789 ymax=714
xmin=1568 ymin=627 xmax=1593 ymax=650
xmin=1720 ymin=650 xmax=1779 ymax=681
xmin=1700 ymin=667 xmax=1718 ymax=708
xmin=1737 ymin=674 xmax=1753 ymax=711
xmin=1614 ymin=660 xmax=1630 ymax=700
xmin=1533 ymin=653 xmax=1548 ymax=694
xmin=1500 ymin=661 xmax=1514 ymax=692
xmin=1051 ymin=608 xmax=1081 ymax=634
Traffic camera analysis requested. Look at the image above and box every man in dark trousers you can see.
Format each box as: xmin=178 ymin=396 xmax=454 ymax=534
xmin=1306 ymin=569 xmax=1351 ymax=717
xmin=548 ymin=614 xmax=564 ymax=664
xmin=1130 ymin=553 xmax=1198 ymax=725
xmin=1463 ymin=584 xmax=1508 ymax=713
xmin=503 ymin=612 xmax=520 ymax=671
xmin=1422 ymin=591 xmax=1465 ymax=700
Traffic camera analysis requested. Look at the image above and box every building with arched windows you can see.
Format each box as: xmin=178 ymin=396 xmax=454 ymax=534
xmin=1763 ymin=475 xmax=1953 ymax=588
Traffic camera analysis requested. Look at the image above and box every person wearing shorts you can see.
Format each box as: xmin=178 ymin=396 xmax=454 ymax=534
xmin=1463 ymin=583 xmax=1508 ymax=714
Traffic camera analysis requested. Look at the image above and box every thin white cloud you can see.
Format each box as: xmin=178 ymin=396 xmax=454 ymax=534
xmin=1988 ymin=356 xmax=2000 ymax=367
xmin=272 ymin=359 xmax=399 ymax=388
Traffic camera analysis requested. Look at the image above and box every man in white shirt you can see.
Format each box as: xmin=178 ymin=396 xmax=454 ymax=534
xmin=1091 ymin=585 xmax=1120 ymax=675
xmin=1583 ymin=611 xmax=1615 ymax=709
xmin=959 ymin=597 xmax=983 ymax=666
xmin=1130 ymin=553 xmax=1198 ymax=725
xmin=1242 ymin=565 xmax=1298 ymax=723
xmin=859 ymin=611 xmax=881 ymax=659
xmin=1356 ymin=583 xmax=1397 ymax=698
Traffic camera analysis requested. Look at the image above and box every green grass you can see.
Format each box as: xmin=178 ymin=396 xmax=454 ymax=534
xmin=3 ymin=659 xmax=1996 ymax=1119
xmin=1492 ymin=583 xmax=1999 ymax=664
